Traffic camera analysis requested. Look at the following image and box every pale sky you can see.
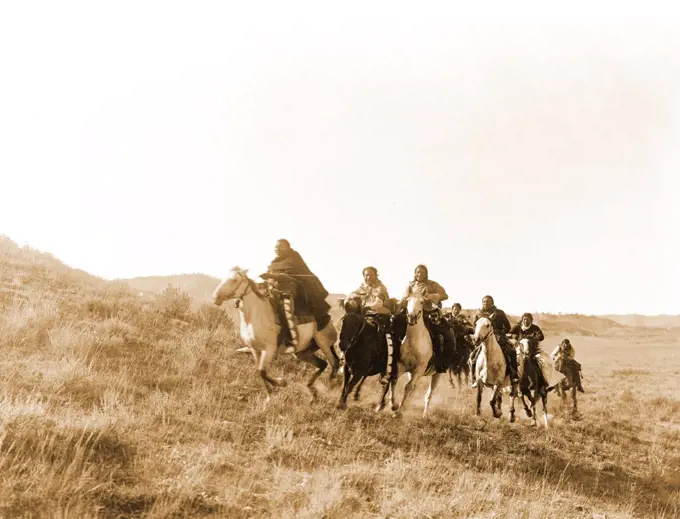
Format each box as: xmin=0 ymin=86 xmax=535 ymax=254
xmin=1 ymin=2 xmax=679 ymax=315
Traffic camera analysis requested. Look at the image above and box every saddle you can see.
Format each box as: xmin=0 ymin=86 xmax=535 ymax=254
xmin=424 ymin=309 xmax=445 ymax=344
xmin=363 ymin=310 xmax=391 ymax=333
xmin=255 ymin=282 xmax=319 ymax=347
xmin=262 ymin=281 xmax=317 ymax=324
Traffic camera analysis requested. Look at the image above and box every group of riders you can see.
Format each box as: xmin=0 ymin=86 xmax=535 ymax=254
xmin=260 ymin=239 xmax=584 ymax=395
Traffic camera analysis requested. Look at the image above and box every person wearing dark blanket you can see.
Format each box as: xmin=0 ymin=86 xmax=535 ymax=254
xmin=261 ymin=239 xmax=331 ymax=354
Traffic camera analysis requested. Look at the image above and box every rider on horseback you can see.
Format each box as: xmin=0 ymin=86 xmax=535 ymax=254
xmin=449 ymin=303 xmax=474 ymax=333
xmin=402 ymin=264 xmax=454 ymax=373
xmin=508 ymin=313 xmax=548 ymax=384
xmin=261 ymin=239 xmax=332 ymax=354
xmin=346 ymin=266 xmax=391 ymax=315
xmin=346 ymin=266 xmax=394 ymax=384
xmin=551 ymin=338 xmax=585 ymax=393
xmin=470 ymin=295 xmax=518 ymax=390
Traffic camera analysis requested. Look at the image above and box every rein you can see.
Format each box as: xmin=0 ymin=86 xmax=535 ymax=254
xmin=224 ymin=271 xmax=268 ymax=303
xmin=341 ymin=314 xmax=367 ymax=352
xmin=407 ymin=310 xmax=422 ymax=325
xmin=470 ymin=327 xmax=495 ymax=359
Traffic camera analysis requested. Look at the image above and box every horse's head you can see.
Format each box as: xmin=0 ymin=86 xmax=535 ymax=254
xmin=338 ymin=311 xmax=365 ymax=353
xmin=472 ymin=316 xmax=494 ymax=347
xmin=341 ymin=296 xmax=363 ymax=314
xmin=518 ymin=338 xmax=531 ymax=355
xmin=212 ymin=267 xmax=249 ymax=306
xmin=405 ymin=295 xmax=425 ymax=326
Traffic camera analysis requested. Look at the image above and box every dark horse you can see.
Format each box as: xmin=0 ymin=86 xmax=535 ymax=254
xmin=445 ymin=315 xmax=474 ymax=389
xmin=337 ymin=302 xmax=396 ymax=411
xmin=515 ymin=339 xmax=550 ymax=427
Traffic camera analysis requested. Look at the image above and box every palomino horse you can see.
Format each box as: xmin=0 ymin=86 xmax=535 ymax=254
xmin=388 ymin=295 xmax=443 ymax=418
xmin=212 ymin=267 xmax=340 ymax=401
xmin=472 ymin=317 xmax=516 ymax=420
xmin=514 ymin=338 xmax=550 ymax=427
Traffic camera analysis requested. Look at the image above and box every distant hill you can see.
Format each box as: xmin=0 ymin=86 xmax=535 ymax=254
xmin=602 ymin=314 xmax=680 ymax=329
xmin=121 ymin=273 xmax=222 ymax=304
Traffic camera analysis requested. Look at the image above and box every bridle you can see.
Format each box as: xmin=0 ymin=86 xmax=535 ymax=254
xmin=407 ymin=310 xmax=422 ymax=326
xmin=340 ymin=313 xmax=367 ymax=352
xmin=406 ymin=295 xmax=425 ymax=326
xmin=218 ymin=270 xmax=263 ymax=304
xmin=474 ymin=322 xmax=495 ymax=348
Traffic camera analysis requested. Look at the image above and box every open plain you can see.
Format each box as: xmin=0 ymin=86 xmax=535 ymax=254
xmin=1 ymin=237 xmax=678 ymax=518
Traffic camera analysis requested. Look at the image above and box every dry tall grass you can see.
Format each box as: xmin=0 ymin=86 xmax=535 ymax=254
xmin=1 ymin=236 xmax=678 ymax=518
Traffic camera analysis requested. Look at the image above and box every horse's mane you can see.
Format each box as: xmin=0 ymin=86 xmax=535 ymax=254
xmin=229 ymin=266 xmax=266 ymax=299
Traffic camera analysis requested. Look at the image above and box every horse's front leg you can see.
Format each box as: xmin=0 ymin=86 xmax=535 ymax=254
xmin=423 ymin=373 xmax=441 ymax=417
xmin=257 ymin=348 xmax=286 ymax=400
xmin=376 ymin=378 xmax=391 ymax=412
xmin=509 ymin=391 xmax=516 ymax=423
xmin=354 ymin=376 xmax=367 ymax=401
xmin=571 ymin=385 xmax=579 ymax=417
xmin=541 ymin=391 xmax=549 ymax=428
xmin=521 ymin=393 xmax=532 ymax=418
xmin=395 ymin=372 xmax=419 ymax=417
xmin=390 ymin=375 xmax=400 ymax=412
xmin=476 ymin=380 xmax=483 ymax=416
xmin=338 ymin=363 xmax=352 ymax=409
xmin=490 ymin=384 xmax=502 ymax=419
xmin=531 ymin=392 xmax=538 ymax=427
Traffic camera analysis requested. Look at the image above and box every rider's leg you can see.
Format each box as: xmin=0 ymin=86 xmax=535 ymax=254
xmin=425 ymin=317 xmax=446 ymax=372
xmin=571 ymin=359 xmax=584 ymax=392
xmin=281 ymin=294 xmax=298 ymax=354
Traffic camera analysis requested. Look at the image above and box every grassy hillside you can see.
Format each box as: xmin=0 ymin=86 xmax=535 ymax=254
xmin=1 ymin=236 xmax=679 ymax=518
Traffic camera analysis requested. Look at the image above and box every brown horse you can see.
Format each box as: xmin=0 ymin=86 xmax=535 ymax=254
xmin=212 ymin=267 xmax=340 ymax=401
xmin=514 ymin=338 xmax=550 ymax=427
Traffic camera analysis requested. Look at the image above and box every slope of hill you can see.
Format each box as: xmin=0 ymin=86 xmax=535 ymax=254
xmin=0 ymin=235 xmax=679 ymax=518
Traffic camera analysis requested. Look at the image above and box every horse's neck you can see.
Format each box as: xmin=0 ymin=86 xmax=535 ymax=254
xmin=406 ymin=318 xmax=431 ymax=352
xmin=483 ymin=333 xmax=504 ymax=363
xmin=239 ymin=289 xmax=274 ymax=329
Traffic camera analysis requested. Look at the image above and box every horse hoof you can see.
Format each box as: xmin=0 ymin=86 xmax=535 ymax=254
xmin=525 ymin=409 xmax=533 ymax=418
xmin=277 ymin=379 xmax=287 ymax=387
xmin=391 ymin=411 xmax=402 ymax=419
xmin=375 ymin=404 xmax=385 ymax=413
xmin=510 ymin=414 xmax=516 ymax=423
xmin=337 ymin=402 xmax=347 ymax=410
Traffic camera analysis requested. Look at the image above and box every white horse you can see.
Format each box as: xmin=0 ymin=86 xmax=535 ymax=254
xmin=388 ymin=295 xmax=442 ymax=418
xmin=472 ymin=317 xmax=517 ymax=421
xmin=212 ymin=267 xmax=340 ymax=401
